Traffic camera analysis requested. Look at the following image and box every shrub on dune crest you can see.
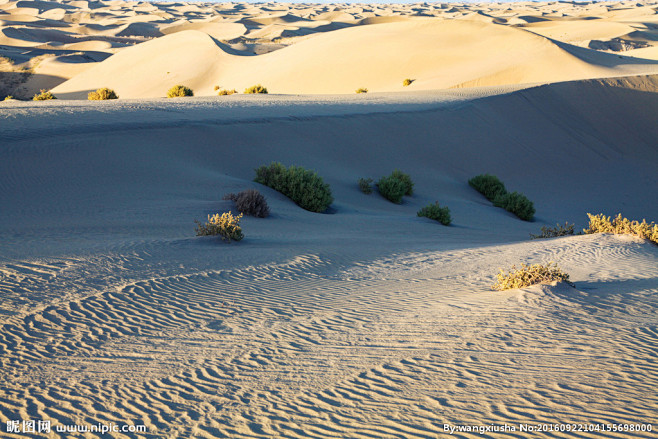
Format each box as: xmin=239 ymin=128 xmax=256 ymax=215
xmin=584 ymin=213 xmax=658 ymax=244
xmin=356 ymin=88 xmax=368 ymax=94
xmin=195 ymin=212 xmax=244 ymax=242
xmin=223 ymin=189 xmax=270 ymax=218
xmin=167 ymin=85 xmax=194 ymax=98
xmin=88 ymin=87 xmax=118 ymax=100
xmin=218 ymin=88 xmax=237 ymax=96
xmin=254 ymin=162 xmax=333 ymax=213
xmin=33 ymin=89 xmax=56 ymax=100
xmin=492 ymin=262 xmax=573 ymax=291
xmin=244 ymin=84 xmax=268 ymax=94
xmin=417 ymin=202 xmax=451 ymax=226
xmin=530 ymin=222 xmax=574 ymax=239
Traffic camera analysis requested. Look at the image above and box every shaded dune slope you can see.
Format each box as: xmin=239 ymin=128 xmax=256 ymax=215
xmin=52 ymin=20 xmax=658 ymax=99
xmin=1 ymin=76 xmax=658 ymax=438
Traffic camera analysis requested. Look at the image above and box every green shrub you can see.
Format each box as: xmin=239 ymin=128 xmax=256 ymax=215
xmin=195 ymin=212 xmax=244 ymax=242
xmin=356 ymin=88 xmax=368 ymax=94
xmin=530 ymin=222 xmax=574 ymax=239
xmin=492 ymin=262 xmax=573 ymax=291
xmin=390 ymin=169 xmax=413 ymax=196
xmin=584 ymin=213 xmax=658 ymax=244
xmin=218 ymin=88 xmax=237 ymax=95
xmin=167 ymin=85 xmax=194 ymax=98
xmin=403 ymin=78 xmax=413 ymax=86
xmin=493 ymin=191 xmax=535 ymax=221
xmin=254 ymin=162 xmax=333 ymax=213
xmin=244 ymin=84 xmax=268 ymax=94
xmin=377 ymin=175 xmax=406 ymax=204
xmin=417 ymin=202 xmax=451 ymax=225
xmin=88 ymin=87 xmax=118 ymax=100
xmin=223 ymin=189 xmax=270 ymax=218
xmin=33 ymin=89 xmax=56 ymax=100
xmin=358 ymin=177 xmax=373 ymax=194
xmin=468 ymin=174 xmax=506 ymax=202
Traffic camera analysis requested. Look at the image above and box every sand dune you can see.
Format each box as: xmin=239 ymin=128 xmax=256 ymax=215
xmin=51 ymin=18 xmax=658 ymax=98
xmin=1 ymin=74 xmax=657 ymax=437
xmin=3 ymin=0 xmax=658 ymax=99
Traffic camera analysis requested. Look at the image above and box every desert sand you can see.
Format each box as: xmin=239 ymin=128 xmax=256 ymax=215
xmin=1 ymin=0 xmax=658 ymax=438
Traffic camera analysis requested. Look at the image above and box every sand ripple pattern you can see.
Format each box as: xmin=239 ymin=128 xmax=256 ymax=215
xmin=0 ymin=235 xmax=657 ymax=437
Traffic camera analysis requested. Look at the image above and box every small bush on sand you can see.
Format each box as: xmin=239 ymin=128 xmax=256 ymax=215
xmin=417 ymin=202 xmax=451 ymax=225
xmin=584 ymin=213 xmax=658 ymax=244
xmin=493 ymin=191 xmax=535 ymax=221
xmin=244 ymin=84 xmax=268 ymax=94
xmin=4 ymin=95 xmax=15 ymax=101
xmin=377 ymin=170 xmax=414 ymax=203
xmin=492 ymin=262 xmax=573 ymax=291
xmin=218 ymin=88 xmax=237 ymax=96
xmin=88 ymin=87 xmax=118 ymax=100
xmin=358 ymin=177 xmax=373 ymax=194
xmin=214 ymin=85 xmax=220 ymax=91
xmin=377 ymin=175 xmax=406 ymax=204
xmin=195 ymin=212 xmax=244 ymax=242
xmin=530 ymin=222 xmax=574 ymax=239
xmin=223 ymin=189 xmax=270 ymax=218
xmin=254 ymin=162 xmax=333 ymax=213
xmin=391 ymin=169 xmax=414 ymax=196
xmin=468 ymin=174 xmax=506 ymax=202
xmin=33 ymin=89 xmax=56 ymax=100
xmin=403 ymin=78 xmax=413 ymax=86
xmin=356 ymin=88 xmax=368 ymax=94
xmin=167 ymin=85 xmax=194 ymax=98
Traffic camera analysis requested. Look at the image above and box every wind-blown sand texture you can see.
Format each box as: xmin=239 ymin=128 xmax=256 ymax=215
xmin=2 ymin=1 xmax=658 ymax=438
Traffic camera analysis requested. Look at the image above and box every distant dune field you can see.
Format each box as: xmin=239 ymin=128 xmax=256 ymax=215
xmin=1 ymin=0 xmax=658 ymax=99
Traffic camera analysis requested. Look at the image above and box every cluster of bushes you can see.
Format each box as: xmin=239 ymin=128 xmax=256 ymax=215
xmin=377 ymin=170 xmax=413 ymax=204
xmin=584 ymin=213 xmax=658 ymax=244
xmin=167 ymin=85 xmax=194 ymax=98
xmin=88 ymin=87 xmax=118 ymax=100
xmin=33 ymin=89 xmax=56 ymax=100
xmin=223 ymin=189 xmax=270 ymax=218
xmin=244 ymin=84 xmax=268 ymax=94
xmin=359 ymin=172 xmax=450 ymax=225
xmin=492 ymin=262 xmax=573 ymax=290
xmin=195 ymin=212 xmax=244 ymax=242
xmin=254 ymin=162 xmax=333 ymax=213
xmin=194 ymin=189 xmax=271 ymax=243
xmin=469 ymin=174 xmax=535 ymax=221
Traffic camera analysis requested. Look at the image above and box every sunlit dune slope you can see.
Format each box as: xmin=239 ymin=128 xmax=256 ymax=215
xmin=52 ymin=19 xmax=658 ymax=98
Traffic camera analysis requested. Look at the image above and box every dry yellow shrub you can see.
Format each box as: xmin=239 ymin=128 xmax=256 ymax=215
xmin=492 ymin=262 xmax=573 ymax=291
xmin=195 ymin=212 xmax=244 ymax=242
xmin=584 ymin=213 xmax=658 ymax=244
